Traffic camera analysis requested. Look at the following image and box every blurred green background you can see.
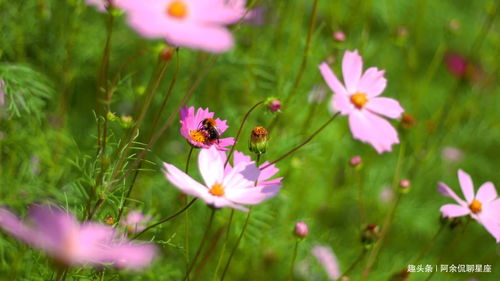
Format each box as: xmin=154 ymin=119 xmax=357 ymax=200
xmin=0 ymin=0 xmax=499 ymax=280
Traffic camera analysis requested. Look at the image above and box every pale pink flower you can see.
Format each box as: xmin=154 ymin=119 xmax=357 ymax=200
xmin=0 ymin=205 xmax=157 ymax=269
xmin=333 ymin=31 xmax=346 ymax=42
xmin=438 ymin=169 xmax=500 ymax=242
xmin=163 ymin=146 xmax=281 ymax=212
xmin=121 ymin=210 xmax=152 ymax=233
xmin=85 ymin=0 xmax=108 ymax=12
xmin=226 ymin=151 xmax=283 ymax=187
xmin=441 ymin=146 xmax=463 ymax=163
xmin=115 ymin=0 xmax=247 ymax=53
xmin=312 ymin=245 xmax=341 ymax=280
xmin=319 ymin=50 xmax=404 ymax=153
xmin=180 ymin=106 xmax=234 ymax=151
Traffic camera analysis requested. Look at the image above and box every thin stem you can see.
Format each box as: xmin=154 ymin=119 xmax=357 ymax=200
xmin=362 ymin=142 xmax=406 ymax=279
xmin=288 ymin=241 xmax=300 ymax=280
xmin=211 ymin=210 xmax=235 ymax=281
xmin=220 ymin=207 xmax=253 ymax=281
xmin=183 ymin=209 xmax=216 ymax=281
xmin=339 ymin=249 xmax=367 ymax=280
xmin=185 ymin=146 xmax=195 ymax=173
xmin=115 ymin=162 xmax=143 ymax=224
xmin=224 ymin=100 xmax=265 ymax=168
xmin=357 ymin=170 xmax=365 ymax=228
xmin=413 ymin=224 xmax=445 ymax=264
xmin=184 ymin=146 xmax=195 ymax=271
xmin=132 ymin=198 xmax=198 ymax=240
xmin=54 ymin=268 xmax=67 ymax=281
xmin=261 ymin=112 xmax=340 ymax=170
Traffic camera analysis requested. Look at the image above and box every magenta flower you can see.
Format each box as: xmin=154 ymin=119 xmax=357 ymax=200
xmin=312 ymin=245 xmax=340 ymax=280
xmin=319 ymin=50 xmax=404 ymax=153
xmin=163 ymin=146 xmax=281 ymax=211
xmin=438 ymin=169 xmax=500 ymax=242
xmin=115 ymin=0 xmax=247 ymax=53
xmin=121 ymin=210 xmax=152 ymax=233
xmin=180 ymin=106 xmax=234 ymax=151
xmin=444 ymin=52 xmax=468 ymax=78
xmin=0 ymin=205 xmax=157 ymax=269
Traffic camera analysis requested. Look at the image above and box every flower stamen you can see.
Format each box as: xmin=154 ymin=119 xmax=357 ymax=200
xmin=469 ymin=200 xmax=482 ymax=214
xmin=350 ymin=92 xmax=368 ymax=109
xmin=189 ymin=130 xmax=206 ymax=143
xmin=209 ymin=183 xmax=224 ymax=197
xmin=167 ymin=1 xmax=188 ymax=19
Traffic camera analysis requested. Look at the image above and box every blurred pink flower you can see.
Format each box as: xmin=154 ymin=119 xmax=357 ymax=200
xmin=85 ymin=0 xmax=109 ymax=12
xmin=116 ymin=0 xmax=247 ymax=53
xmin=180 ymin=106 xmax=234 ymax=151
xmin=163 ymin=146 xmax=281 ymax=212
xmin=441 ymin=146 xmax=463 ymax=163
xmin=121 ymin=210 xmax=152 ymax=233
xmin=319 ymin=50 xmax=404 ymax=153
xmin=445 ymin=52 xmax=468 ymax=78
xmin=312 ymin=245 xmax=340 ymax=280
xmin=0 ymin=205 xmax=157 ymax=268
xmin=333 ymin=31 xmax=346 ymax=42
xmin=438 ymin=169 xmax=500 ymax=242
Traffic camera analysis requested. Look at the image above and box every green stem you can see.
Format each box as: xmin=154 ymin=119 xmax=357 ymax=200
xmin=413 ymin=224 xmax=445 ymax=264
xmin=184 ymin=146 xmax=195 ymax=271
xmin=261 ymin=112 xmax=340 ymax=170
xmin=183 ymin=209 xmax=216 ymax=281
xmin=339 ymin=249 xmax=367 ymax=280
xmin=211 ymin=210 xmax=235 ymax=281
xmin=288 ymin=241 xmax=300 ymax=280
xmin=132 ymin=198 xmax=198 ymax=240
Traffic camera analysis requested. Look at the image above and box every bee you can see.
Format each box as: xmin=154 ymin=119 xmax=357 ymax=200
xmin=198 ymin=118 xmax=220 ymax=144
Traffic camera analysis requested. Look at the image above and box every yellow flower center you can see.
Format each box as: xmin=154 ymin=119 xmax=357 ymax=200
xmin=350 ymin=93 xmax=368 ymax=109
xmin=190 ymin=130 xmax=206 ymax=143
xmin=167 ymin=1 xmax=188 ymax=19
xmin=209 ymin=183 xmax=225 ymax=197
xmin=469 ymin=200 xmax=482 ymax=214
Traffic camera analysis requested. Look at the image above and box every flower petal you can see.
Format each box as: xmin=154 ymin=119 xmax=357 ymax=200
xmin=163 ymin=162 xmax=212 ymax=202
xmin=199 ymin=146 xmax=225 ymax=187
xmin=476 ymin=215 xmax=500 ymax=243
xmin=348 ymin=110 xmax=399 ymax=153
xmin=476 ymin=182 xmax=497 ymax=204
xmin=106 ymin=243 xmax=158 ymax=269
xmin=0 ymin=208 xmax=36 ymax=245
xmin=365 ymin=97 xmax=404 ymax=119
xmin=342 ymin=50 xmax=363 ymax=93
xmin=437 ymin=182 xmax=467 ymax=206
xmin=440 ymin=204 xmax=470 ymax=218
xmin=318 ymin=62 xmax=350 ymax=112
xmin=458 ymin=169 xmax=474 ymax=203
xmin=357 ymin=67 xmax=387 ymax=97
xmin=225 ymin=184 xmax=281 ymax=205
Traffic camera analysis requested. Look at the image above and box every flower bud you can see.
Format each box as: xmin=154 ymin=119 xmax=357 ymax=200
xmin=399 ymin=179 xmax=411 ymax=193
xmin=104 ymin=216 xmax=115 ymax=226
xmin=160 ymin=47 xmax=175 ymax=61
xmin=400 ymin=113 xmax=416 ymax=129
xmin=361 ymin=224 xmax=380 ymax=249
xmin=349 ymin=156 xmax=362 ymax=167
xmin=333 ymin=31 xmax=346 ymax=42
xmin=249 ymin=126 xmax=269 ymax=155
xmin=265 ymin=97 xmax=281 ymax=113
xmin=120 ymin=115 xmax=133 ymax=128
xmin=294 ymin=222 xmax=308 ymax=238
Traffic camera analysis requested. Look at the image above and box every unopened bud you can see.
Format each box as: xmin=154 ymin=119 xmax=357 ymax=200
xmin=349 ymin=156 xmax=362 ymax=167
xmin=160 ymin=47 xmax=175 ymax=61
xmin=265 ymin=97 xmax=281 ymax=113
xmin=249 ymin=126 xmax=269 ymax=155
xmin=399 ymin=179 xmax=411 ymax=193
xmin=294 ymin=222 xmax=308 ymax=238
xmin=361 ymin=224 xmax=380 ymax=249
xmin=400 ymin=113 xmax=416 ymax=129
xmin=333 ymin=31 xmax=346 ymax=42
xmin=104 ymin=216 xmax=115 ymax=226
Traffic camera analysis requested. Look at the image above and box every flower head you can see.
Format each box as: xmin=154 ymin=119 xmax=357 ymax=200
xmin=333 ymin=31 xmax=346 ymax=42
xmin=163 ymin=146 xmax=281 ymax=212
xmin=294 ymin=222 xmax=308 ymax=238
xmin=180 ymin=106 xmax=234 ymax=151
xmin=116 ymin=0 xmax=248 ymax=53
xmin=319 ymin=50 xmax=404 ymax=153
xmin=121 ymin=210 xmax=152 ymax=234
xmin=312 ymin=245 xmax=340 ymax=280
xmin=438 ymin=169 xmax=500 ymax=242
xmin=227 ymin=150 xmax=283 ymax=187
xmin=0 ymin=205 xmax=157 ymax=268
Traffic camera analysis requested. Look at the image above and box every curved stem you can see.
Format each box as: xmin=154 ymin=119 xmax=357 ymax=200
xmin=132 ymin=198 xmax=198 ymax=240
xmin=339 ymin=249 xmax=366 ymax=280
xmin=211 ymin=210 xmax=235 ymax=281
xmin=413 ymin=224 xmax=445 ymax=264
xmin=288 ymin=241 xmax=300 ymax=280
xmin=224 ymin=100 xmax=265 ymax=168
xmin=183 ymin=209 xmax=216 ymax=281
xmin=261 ymin=112 xmax=340 ymax=170
xmin=220 ymin=207 xmax=253 ymax=281
xmin=184 ymin=146 xmax=195 ymax=270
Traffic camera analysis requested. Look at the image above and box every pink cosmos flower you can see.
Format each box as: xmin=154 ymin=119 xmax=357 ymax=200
xmin=226 ymin=151 xmax=283 ymax=187
xmin=319 ymin=50 xmax=404 ymax=153
xmin=438 ymin=169 xmax=500 ymax=242
xmin=121 ymin=210 xmax=152 ymax=233
xmin=312 ymin=245 xmax=340 ymax=280
xmin=115 ymin=0 xmax=247 ymax=53
xmin=0 ymin=205 xmax=157 ymax=269
xmin=180 ymin=106 xmax=234 ymax=151
xmin=163 ymin=146 xmax=281 ymax=211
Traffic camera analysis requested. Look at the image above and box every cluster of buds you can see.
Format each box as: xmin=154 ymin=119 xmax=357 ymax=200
xmin=249 ymin=126 xmax=269 ymax=155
